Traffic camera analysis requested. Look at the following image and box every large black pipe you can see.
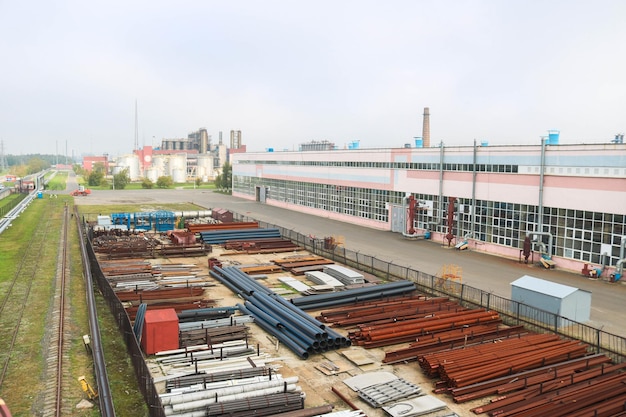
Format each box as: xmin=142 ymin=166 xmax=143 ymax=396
xmin=249 ymin=292 xmax=326 ymax=341
xmin=290 ymin=280 xmax=416 ymax=307
xmin=77 ymin=210 xmax=116 ymax=416
xmin=238 ymin=304 xmax=309 ymax=359
xmin=293 ymin=286 xmax=418 ymax=311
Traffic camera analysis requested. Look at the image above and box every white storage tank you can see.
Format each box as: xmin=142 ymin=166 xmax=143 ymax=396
xmin=196 ymin=155 xmax=214 ymax=179
xmin=168 ymin=154 xmax=187 ymax=176
xmin=171 ymin=168 xmax=186 ymax=183
xmin=114 ymin=154 xmax=141 ymax=180
xmin=145 ymin=168 xmax=158 ymax=183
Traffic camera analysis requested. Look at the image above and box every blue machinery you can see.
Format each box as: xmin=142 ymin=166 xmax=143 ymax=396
xmin=110 ymin=210 xmax=178 ymax=232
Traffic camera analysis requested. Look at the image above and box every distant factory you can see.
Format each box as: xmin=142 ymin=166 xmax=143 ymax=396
xmin=82 ymin=129 xmax=243 ymax=182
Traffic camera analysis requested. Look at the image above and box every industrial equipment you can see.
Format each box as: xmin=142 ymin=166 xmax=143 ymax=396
xmin=78 ymin=376 xmax=98 ymax=400
xmin=70 ymin=186 xmax=91 ymax=196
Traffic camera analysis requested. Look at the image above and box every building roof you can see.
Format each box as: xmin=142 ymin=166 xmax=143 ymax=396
xmin=510 ymin=275 xmax=590 ymax=298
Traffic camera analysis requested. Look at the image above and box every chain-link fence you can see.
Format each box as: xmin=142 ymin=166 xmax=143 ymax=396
xmin=236 ymin=212 xmax=626 ymax=364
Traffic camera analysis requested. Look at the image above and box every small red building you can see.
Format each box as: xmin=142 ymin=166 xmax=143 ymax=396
xmin=141 ymin=308 xmax=179 ymax=355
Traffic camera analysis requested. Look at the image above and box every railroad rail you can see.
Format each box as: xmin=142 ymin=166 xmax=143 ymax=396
xmin=41 ymin=204 xmax=71 ymax=416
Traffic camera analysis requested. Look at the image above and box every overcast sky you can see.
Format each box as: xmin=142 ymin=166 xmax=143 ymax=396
xmin=1 ymin=1 xmax=624 ymax=157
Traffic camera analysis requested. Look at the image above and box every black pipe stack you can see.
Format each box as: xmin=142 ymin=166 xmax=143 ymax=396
xmin=210 ymin=266 xmax=351 ymax=359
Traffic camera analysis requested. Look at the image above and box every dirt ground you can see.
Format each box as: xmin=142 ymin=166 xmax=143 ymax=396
xmin=146 ymin=246 xmax=486 ymax=417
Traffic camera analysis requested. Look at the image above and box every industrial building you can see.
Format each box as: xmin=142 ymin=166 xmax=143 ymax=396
xmin=85 ymin=128 xmax=234 ymax=182
xmin=230 ymin=111 xmax=626 ymax=279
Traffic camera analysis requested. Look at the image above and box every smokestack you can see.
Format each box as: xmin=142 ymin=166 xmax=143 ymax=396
xmin=422 ymin=107 xmax=430 ymax=147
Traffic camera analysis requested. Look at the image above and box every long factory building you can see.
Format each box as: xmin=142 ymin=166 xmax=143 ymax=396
xmin=230 ymin=138 xmax=626 ymax=278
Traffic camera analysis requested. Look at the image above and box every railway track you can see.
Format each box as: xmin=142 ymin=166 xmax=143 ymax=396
xmin=0 ymin=200 xmax=75 ymax=416
xmin=41 ymin=203 xmax=72 ymax=416
xmin=0 ymin=199 xmax=55 ymax=389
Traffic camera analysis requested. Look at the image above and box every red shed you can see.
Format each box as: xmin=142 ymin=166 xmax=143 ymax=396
xmin=141 ymin=308 xmax=179 ymax=355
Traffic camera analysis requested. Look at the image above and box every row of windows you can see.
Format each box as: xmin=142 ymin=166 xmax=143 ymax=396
xmin=234 ymin=175 xmax=625 ymax=267
xmin=238 ymin=159 xmax=519 ymax=173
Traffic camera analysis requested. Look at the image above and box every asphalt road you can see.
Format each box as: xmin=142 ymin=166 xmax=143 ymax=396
xmin=73 ymin=187 xmax=626 ymax=338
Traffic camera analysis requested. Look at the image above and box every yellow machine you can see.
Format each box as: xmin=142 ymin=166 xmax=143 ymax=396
xmin=78 ymin=376 xmax=98 ymax=400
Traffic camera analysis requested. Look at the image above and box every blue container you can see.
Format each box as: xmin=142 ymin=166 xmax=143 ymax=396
xmin=414 ymin=137 xmax=423 ymax=148
xmin=480 ymin=141 xmax=489 ymax=147
xmin=267 ymin=148 xmax=274 ymax=152
xmin=37 ymin=191 xmax=43 ymax=199
xmin=548 ymin=130 xmax=560 ymax=144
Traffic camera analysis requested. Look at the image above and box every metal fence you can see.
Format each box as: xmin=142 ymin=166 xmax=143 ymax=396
xmin=86 ymin=228 xmax=166 ymax=417
xmin=236 ymin=212 xmax=626 ymax=364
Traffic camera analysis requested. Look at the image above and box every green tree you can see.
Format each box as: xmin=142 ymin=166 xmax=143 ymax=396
xmin=87 ymin=162 xmax=106 ymax=186
xmin=87 ymin=170 xmax=104 ymax=186
xmin=141 ymin=177 xmax=154 ymax=189
xmin=113 ymin=168 xmax=130 ymax=189
xmin=220 ymin=161 xmax=231 ymax=190
xmin=156 ymin=176 xmax=174 ymax=188
xmin=26 ymin=157 xmax=50 ymax=174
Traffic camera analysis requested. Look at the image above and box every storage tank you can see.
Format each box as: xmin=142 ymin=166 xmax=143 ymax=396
xmin=548 ymin=130 xmax=560 ymax=145
xmin=414 ymin=137 xmax=423 ymax=148
xmin=114 ymin=154 xmax=141 ymax=180
xmin=171 ymin=168 xmax=186 ymax=183
xmin=145 ymin=168 xmax=158 ymax=183
xmin=196 ymin=155 xmax=214 ymax=179
xmin=168 ymin=154 xmax=187 ymax=177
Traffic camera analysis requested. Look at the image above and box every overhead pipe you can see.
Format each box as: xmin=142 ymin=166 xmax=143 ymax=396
xmin=402 ymin=195 xmax=428 ymax=238
xmin=527 ymin=231 xmax=554 ymax=258
xmin=538 ymin=136 xmax=547 ymax=233
xmin=469 ymin=139 xmax=477 ymax=240
xmin=438 ymin=142 xmax=445 ymax=227
xmin=613 ymin=236 xmax=626 ymax=281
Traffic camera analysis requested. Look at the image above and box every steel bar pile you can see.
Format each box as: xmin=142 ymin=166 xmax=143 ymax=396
xmin=471 ymin=361 xmax=626 ymax=416
xmin=290 ymin=280 xmax=417 ymax=311
xmin=238 ymin=263 xmax=284 ymax=274
xmin=418 ymin=333 xmax=590 ymax=390
xmin=161 ymin=373 xmax=304 ymax=416
xmin=317 ymin=295 xmax=464 ymax=327
xmin=224 ymin=237 xmax=302 ymax=253
xmin=348 ymin=308 xmax=501 ymax=348
xmin=186 ymin=221 xmax=259 ymax=233
xmin=383 ymin=324 xmax=528 ymax=363
xmin=115 ymin=286 xmax=205 ymax=302
xmin=165 ymin=365 xmax=275 ymax=391
xmin=125 ymin=300 xmax=215 ymax=321
xmin=272 ymin=255 xmax=335 ymax=273
xmin=199 ymin=227 xmax=281 ymax=244
xmin=179 ymin=324 xmax=249 ymax=348
xmin=209 ymin=266 xmax=351 ymax=359
xmin=92 ymin=234 xmax=158 ymax=258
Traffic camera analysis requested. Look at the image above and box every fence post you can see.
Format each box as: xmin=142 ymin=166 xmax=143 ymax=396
xmin=554 ymin=314 xmax=558 ymax=334
xmin=460 ymin=284 xmax=465 ymax=303
xmin=596 ymin=328 xmax=601 ymax=354
xmin=486 ymin=292 xmax=491 ymax=311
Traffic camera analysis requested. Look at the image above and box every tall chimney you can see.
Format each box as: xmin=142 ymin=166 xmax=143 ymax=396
xmin=422 ymin=107 xmax=430 ymax=147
